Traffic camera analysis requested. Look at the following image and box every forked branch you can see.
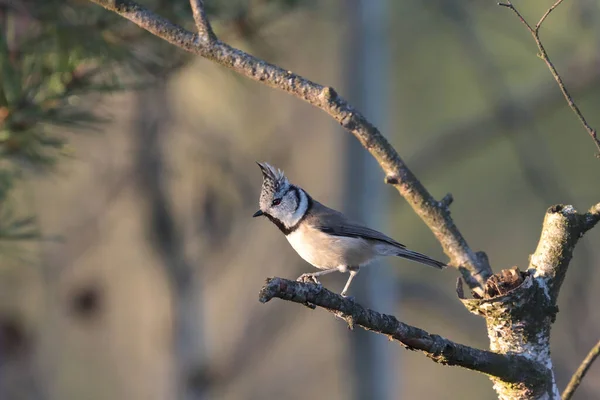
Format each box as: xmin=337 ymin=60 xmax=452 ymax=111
xmin=87 ymin=0 xmax=493 ymax=293
xmin=259 ymin=277 xmax=546 ymax=383
xmin=498 ymin=0 xmax=600 ymax=157
xmin=189 ymin=0 xmax=216 ymax=41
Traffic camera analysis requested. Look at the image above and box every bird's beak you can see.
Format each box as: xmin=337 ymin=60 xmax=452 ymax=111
xmin=252 ymin=210 xmax=264 ymax=218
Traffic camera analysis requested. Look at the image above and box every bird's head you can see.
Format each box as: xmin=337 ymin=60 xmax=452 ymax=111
xmin=253 ymin=162 xmax=303 ymax=228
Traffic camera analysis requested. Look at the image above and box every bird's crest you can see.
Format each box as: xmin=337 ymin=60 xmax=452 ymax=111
xmin=257 ymin=161 xmax=289 ymax=198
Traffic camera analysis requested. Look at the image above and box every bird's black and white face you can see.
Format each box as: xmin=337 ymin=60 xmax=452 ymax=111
xmin=253 ymin=162 xmax=309 ymax=232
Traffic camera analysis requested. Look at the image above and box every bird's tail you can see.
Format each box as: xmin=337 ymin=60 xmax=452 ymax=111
xmin=396 ymin=248 xmax=446 ymax=269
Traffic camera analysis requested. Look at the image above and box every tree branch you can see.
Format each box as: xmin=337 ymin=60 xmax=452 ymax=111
xmin=87 ymin=0 xmax=493 ymax=293
xmin=258 ymin=277 xmax=546 ymax=383
xmin=584 ymin=202 xmax=600 ymax=230
xmin=530 ymin=203 xmax=600 ymax=303
xmin=536 ymin=0 xmax=564 ymax=29
xmin=498 ymin=0 xmax=600 ymax=157
xmin=562 ymin=338 xmax=600 ymax=400
xmin=188 ymin=0 xmax=216 ymax=41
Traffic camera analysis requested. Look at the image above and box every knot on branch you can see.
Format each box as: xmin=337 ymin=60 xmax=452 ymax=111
xmin=484 ymin=267 xmax=525 ymax=299
xmin=458 ymin=269 xmax=555 ymax=320
xmin=339 ymin=112 xmax=356 ymax=130
xmin=384 ymin=175 xmax=399 ymax=185
xmin=459 ymin=269 xmax=559 ymax=356
xmin=548 ymin=203 xmax=566 ymax=214
xmin=319 ymin=86 xmax=338 ymax=102
xmin=384 ymin=170 xmax=409 ymax=186
xmin=439 ymin=193 xmax=454 ymax=209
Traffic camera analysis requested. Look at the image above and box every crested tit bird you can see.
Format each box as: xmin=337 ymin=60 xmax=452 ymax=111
xmin=253 ymin=162 xmax=446 ymax=297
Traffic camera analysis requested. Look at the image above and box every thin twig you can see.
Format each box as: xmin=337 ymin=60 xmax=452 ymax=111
xmin=189 ymin=0 xmax=216 ymax=41
xmin=498 ymin=0 xmax=600 ymax=157
xmin=410 ymin=58 xmax=600 ymax=177
xmin=562 ymin=338 xmax=600 ymax=400
xmin=498 ymin=2 xmax=533 ymax=32
xmin=258 ymin=277 xmax=548 ymax=382
xmin=536 ymin=0 xmax=565 ymax=30
xmin=87 ymin=0 xmax=494 ymax=293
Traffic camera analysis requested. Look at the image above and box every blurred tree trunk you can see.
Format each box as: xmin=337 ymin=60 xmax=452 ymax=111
xmin=0 ymin=317 xmax=41 ymax=400
xmin=175 ymin=279 xmax=209 ymax=400
xmin=133 ymin=83 xmax=209 ymax=400
xmin=344 ymin=2 xmax=397 ymax=399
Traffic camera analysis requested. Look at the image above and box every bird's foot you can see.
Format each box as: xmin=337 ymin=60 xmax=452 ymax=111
xmin=296 ymin=273 xmax=321 ymax=285
xmin=340 ymin=292 xmax=355 ymax=302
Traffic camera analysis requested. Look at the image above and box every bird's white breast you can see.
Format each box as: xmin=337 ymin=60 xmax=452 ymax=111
xmin=286 ymin=228 xmax=322 ymax=268
xmin=286 ymin=223 xmax=376 ymax=269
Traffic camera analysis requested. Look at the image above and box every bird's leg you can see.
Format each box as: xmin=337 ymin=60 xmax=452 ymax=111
xmin=296 ymin=268 xmax=338 ymax=284
xmin=340 ymin=267 xmax=359 ymax=298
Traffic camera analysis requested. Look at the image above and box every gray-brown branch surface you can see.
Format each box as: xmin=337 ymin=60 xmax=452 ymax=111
xmin=87 ymin=0 xmax=492 ymax=294
xmin=259 ymin=277 xmax=547 ymax=383
xmin=530 ymin=203 xmax=600 ymax=303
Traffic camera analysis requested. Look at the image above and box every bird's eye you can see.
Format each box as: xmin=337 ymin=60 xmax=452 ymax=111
xmin=272 ymin=198 xmax=281 ymax=206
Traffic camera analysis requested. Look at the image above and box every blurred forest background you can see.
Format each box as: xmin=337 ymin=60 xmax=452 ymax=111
xmin=1 ymin=0 xmax=599 ymax=399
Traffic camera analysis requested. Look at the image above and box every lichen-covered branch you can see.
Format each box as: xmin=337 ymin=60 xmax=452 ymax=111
xmin=562 ymin=338 xmax=600 ymax=400
xmin=449 ymin=201 xmax=600 ymax=399
xmin=529 ymin=203 xmax=600 ymax=303
xmin=460 ymin=273 xmax=559 ymax=399
xmin=87 ymin=0 xmax=492 ymax=293
xmin=499 ymin=0 xmax=600 ymax=157
xmin=259 ymin=277 xmax=546 ymax=383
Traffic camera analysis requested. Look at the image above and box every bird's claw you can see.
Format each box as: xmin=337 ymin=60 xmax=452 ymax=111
xmin=296 ymin=273 xmax=321 ymax=285
xmin=341 ymin=293 xmax=355 ymax=302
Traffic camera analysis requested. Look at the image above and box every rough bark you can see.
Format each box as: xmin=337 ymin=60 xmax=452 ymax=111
xmin=530 ymin=204 xmax=600 ymax=302
xmin=259 ymin=277 xmax=547 ymax=384
xmin=458 ymin=203 xmax=600 ymax=400
xmin=460 ymin=273 xmax=558 ymax=399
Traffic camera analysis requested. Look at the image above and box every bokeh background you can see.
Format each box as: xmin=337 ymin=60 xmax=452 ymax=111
xmin=1 ymin=1 xmax=599 ymax=399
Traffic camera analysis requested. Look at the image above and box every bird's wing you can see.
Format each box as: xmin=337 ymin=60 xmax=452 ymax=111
xmin=306 ymin=200 xmax=406 ymax=249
